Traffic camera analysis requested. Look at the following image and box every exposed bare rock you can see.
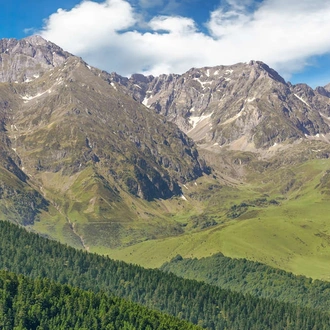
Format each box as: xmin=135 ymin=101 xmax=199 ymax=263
xmin=324 ymin=83 xmax=330 ymax=93
xmin=0 ymin=35 xmax=71 ymax=83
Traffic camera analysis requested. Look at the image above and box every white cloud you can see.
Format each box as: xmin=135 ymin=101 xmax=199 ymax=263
xmin=149 ymin=16 xmax=197 ymax=34
xmin=207 ymin=8 xmax=251 ymax=38
xmin=38 ymin=0 xmax=330 ymax=82
xmin=41 ymin=0 xmax=137 ymax=53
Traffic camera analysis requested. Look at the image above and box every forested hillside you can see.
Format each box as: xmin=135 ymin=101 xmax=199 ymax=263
xmin=0 ymin=270 xmax=199 ymax=330
xmin=161 ymin=253 xmax=330 ymax=310
xmin=1 ymin=221 xmax=330 ymax=329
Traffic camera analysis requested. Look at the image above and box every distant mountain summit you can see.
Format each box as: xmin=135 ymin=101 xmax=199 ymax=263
xmin=115 ymin=61 xmax=330 ymax=150
xmin=0 ymin=35 xmax=71 ymax=83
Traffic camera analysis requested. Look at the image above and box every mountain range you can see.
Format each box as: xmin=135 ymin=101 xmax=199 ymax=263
xmin=113 ymin=60 xmax=330 ymax=150
xmin=1 ymin=36 xmax=330 ymax=280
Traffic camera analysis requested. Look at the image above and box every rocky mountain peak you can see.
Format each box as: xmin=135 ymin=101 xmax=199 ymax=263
xmin=131 ymin=73 xmax=154 ymax=84
xmin=248 ymin=60 xmax=287 ymax=85
xmin=22 ymin=35 xmax=48 ymax=46
xmin=324 ymin=83 xmax=330 ymax=93
xmin=315 ymin=86 xmax=330 ymax=97
xmin=0 ymin=35 xmax=71 ymax=83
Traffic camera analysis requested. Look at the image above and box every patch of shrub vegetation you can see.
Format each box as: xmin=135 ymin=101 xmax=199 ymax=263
xmin=227 ymin=197 xmax=279 ymax=219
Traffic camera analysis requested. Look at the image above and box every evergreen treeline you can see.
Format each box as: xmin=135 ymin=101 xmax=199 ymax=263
xmin=1 ymin=221 xmax=330 ymax=329
xmin=0 ymin=270 xmax=200 ymax=330
xmin=161 ymin=253 xmax=330 ymax=310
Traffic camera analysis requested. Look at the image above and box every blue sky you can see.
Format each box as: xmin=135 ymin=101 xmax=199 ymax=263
xmin=1 ymin=1 xmax=78 ymax=38
xmin=1 ymin=0 xmax=330 ymax=87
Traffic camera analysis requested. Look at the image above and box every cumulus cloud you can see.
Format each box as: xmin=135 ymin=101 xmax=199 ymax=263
xmin=41 ymin=0 xmax=137 ymax=53
xmin=38 ymin=0 xmax=330 ymax=82
xmin=149 ymin=16 xmax=197 ymax=34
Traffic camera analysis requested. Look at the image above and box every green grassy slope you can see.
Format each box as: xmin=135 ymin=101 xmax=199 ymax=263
xmin=105 ymin=151 xmax=330 ymax=280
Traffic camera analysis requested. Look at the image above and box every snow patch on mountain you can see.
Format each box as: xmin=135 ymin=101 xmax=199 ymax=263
xmin=21 ymin=88 xmax=53 ymax=102
xmin=193 ymin=77 xmax=212 ymax=88
xmin=22 ymin=92 xmax=46 ymax=101
xmin=189 ymin=112 xmax=213 ymax=129
xmin=294 ymin=94 xmax=310 ymax=107
xmin=142 ymin=95 xmax=151 ymax=107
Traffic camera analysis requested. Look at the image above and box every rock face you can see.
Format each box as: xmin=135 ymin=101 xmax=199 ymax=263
xmin=0 ymin=35 xmax=71 ymax=83
xmin=116 ymin=61 xmax=330 ymax=150
xmin=324 ymin=83 xmax=330 ymax=93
